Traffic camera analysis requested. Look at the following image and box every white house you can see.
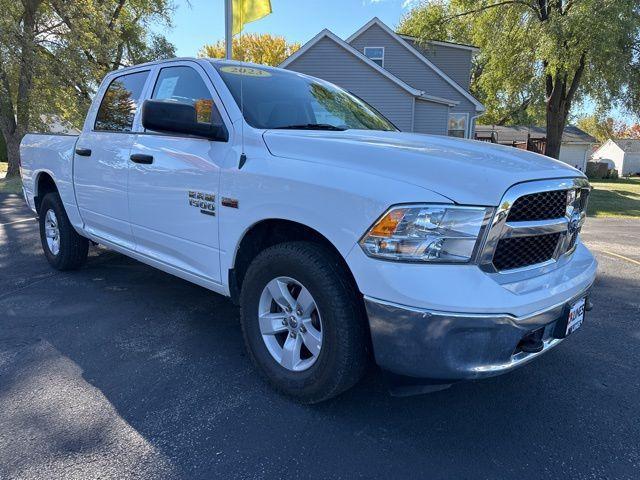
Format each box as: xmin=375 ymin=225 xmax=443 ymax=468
xmin=592 ymin=139 xmax=640 ymax=176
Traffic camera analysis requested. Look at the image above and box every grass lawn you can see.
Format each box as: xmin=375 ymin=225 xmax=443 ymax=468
xmin=0 ymin=161 xmax=23 ymax=194
xmin=588 ymin=178 xmax=640 ymax=218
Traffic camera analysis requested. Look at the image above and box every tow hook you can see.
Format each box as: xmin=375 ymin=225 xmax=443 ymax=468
xmin=517 ymin=327 xmax=545 ymax=354
xmin=585 ymin=297 xmax=593 ymax=311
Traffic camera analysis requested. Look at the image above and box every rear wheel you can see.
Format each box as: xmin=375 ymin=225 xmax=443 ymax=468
xmin=240 ymin=242 xmax=368 ymax=403
xmin=38 ymin=192 xmax=89 ymax=270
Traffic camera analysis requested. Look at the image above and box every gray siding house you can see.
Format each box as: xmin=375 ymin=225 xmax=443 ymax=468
xmin=280 ymin=17 xmax=484 ymax=138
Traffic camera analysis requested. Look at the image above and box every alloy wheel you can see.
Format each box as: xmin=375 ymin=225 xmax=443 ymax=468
xmin=258 ymin=276 xmax=323 ymax=372
xmin=44 ymin=209 xmax=60 ymax=256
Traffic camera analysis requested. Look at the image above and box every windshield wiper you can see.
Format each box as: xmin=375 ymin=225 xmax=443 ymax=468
xmin=271 ymin=123 xmax=347 ymax=131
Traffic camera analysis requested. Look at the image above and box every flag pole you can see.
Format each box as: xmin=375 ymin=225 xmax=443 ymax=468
xmin=225 ymin=0 xmax=233 ymax=59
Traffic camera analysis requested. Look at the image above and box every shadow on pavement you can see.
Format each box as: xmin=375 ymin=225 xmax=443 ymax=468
xmin=1 ymin=193 xmax=638 ymax=479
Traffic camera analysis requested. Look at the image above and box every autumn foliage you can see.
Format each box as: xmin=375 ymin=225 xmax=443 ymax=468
xmin=577 ymin=115 xmax=640 ymax=143
xmin=198 ymin=33 xmax=300 ymax=67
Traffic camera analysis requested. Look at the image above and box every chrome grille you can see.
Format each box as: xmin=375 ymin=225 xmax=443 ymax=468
xmin=507 ymin=190 xmax=568 ymax=221
xmin=479 ymin=178 xmax=590 ymax=273
xmin=493 ymin=233 xmax=561 ymax=271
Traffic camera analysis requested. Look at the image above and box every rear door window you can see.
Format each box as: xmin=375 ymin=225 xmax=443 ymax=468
xmin=94 ymin=71 xmax=149 ymax=132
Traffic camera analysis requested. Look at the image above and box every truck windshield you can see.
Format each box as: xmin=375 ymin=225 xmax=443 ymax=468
xmin=212 ymin=62 xmax=396 ymax=132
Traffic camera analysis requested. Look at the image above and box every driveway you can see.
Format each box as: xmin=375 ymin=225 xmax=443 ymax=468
xmin=0 ymin=193 xmax=638 ymax=480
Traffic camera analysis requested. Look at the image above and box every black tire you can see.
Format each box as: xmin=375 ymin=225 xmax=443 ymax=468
xmin=38 ymin=192 xmax=89 ymax=271
xmin=240 ymin=241 xmax=369 ymax=403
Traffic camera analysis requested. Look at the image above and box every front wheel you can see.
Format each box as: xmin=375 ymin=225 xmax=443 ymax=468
xmin=38 ymin=192 xmax=89 ymax=270
xmin=239 ymin=242 xmax=368 ymax=403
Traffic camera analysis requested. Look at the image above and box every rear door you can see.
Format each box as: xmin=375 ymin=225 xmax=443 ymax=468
xmin=127 ymin=61 xmax=232 ymax=283
xmin=74 ymin=69 xmax=151 ymax=249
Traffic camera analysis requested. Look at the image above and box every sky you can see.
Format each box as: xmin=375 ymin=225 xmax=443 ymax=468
xmin=157 ymin=0 xmax=417 ymax=57
xmin=157 ymin=0 xmax=633 ymax=123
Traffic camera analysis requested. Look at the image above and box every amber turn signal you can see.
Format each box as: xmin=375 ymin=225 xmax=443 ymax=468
xmin=369 ymin=208 xmax=407 ymax=237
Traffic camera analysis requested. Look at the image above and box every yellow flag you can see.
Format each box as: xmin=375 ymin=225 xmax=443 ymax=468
xmin=232 ymin=0 xmax=272 ymax=35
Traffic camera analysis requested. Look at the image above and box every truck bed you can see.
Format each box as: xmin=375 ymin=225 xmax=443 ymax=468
xmin=20 ymin=133 xmax=79 ymax=214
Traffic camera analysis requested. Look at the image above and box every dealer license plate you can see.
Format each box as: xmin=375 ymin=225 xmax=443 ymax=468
xmin=566 ymin=297 xmax=586 ymax=336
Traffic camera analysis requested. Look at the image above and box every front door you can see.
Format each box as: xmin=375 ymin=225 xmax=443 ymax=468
xmin=74 ymin=69 xmax=150 ymax=249
xmin=127 ymin=63 xmax=231 ymax=283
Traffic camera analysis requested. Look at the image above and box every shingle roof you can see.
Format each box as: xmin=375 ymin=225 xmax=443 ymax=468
xmin=612 ymin=139 xmax=640 ymax=153
xmin=475 ymin=125 xmax=596 ymax=144
xmin=398 ymin=35 xmax=480 ymax=52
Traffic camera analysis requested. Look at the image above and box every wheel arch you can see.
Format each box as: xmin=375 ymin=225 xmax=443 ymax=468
xmin=34 ymin=170 xmax=59 ymax=214
xmin=229 ymin=218 xmax=361 ymax=307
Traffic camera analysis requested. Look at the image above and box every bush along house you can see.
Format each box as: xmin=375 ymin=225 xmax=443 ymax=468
xmin=280 ymin=17 xmax=485 ymax=139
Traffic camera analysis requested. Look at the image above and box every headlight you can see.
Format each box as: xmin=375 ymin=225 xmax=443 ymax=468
xmin=359 ymin=204 xmax=492 ymax=263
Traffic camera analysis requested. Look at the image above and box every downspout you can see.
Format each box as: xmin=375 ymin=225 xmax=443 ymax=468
xmin=583 ymin=144 xmax=590 ymax=172
xmin=469 ymin=114 xmax=483 ymax=139
xmin=411 ymin=97 xmax=416 ymax=132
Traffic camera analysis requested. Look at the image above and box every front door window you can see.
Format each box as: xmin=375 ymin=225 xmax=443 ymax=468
xmin=150 ymin=66 xmax=224 ymax=128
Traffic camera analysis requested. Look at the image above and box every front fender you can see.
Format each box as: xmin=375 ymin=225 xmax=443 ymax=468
xmin=218 ymin=153 xmax=452 ymax=280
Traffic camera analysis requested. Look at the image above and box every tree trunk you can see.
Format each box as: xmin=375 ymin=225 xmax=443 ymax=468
xmin=0 ymin=89 xmax=21 ymax=178
xmin=3 ymin=131 xmax=22 ymax=178
xmin=543 ymin=66 xmax=570 ymax=159
xmin=545 ymin=105 xmax=567 ymax=159
xmin=16 ymin=1 xmax=39 ymax=135
xmin=544 ymin=54 xmax=586 ymax=160
xmin=1 ymin=0 xmax=42 ymax=178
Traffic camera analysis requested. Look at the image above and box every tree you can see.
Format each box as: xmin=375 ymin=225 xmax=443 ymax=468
xmin=199 ymin=33 xmax=300 ymax=67
xmin=576 ymin=115 xmax=627 ymax=143
xmin=399 ymin=1 xmax=640 ymax=159
xmin=618 ymin=123 xmax=640 ymax=140
xmin=0 ymin=0 xmax=175 ymax=178
xmin=577 ymin=114 xmax=640 ymax=142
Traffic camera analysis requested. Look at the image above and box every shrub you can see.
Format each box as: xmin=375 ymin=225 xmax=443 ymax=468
xmin=586 ymin=161 xmax=611 ymax=179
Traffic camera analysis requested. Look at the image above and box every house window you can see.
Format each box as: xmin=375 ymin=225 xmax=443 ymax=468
xmin=448 ymin=113 xmax=468 ymax=138
xmin=364 ymin=47 xmax=384 ymax=67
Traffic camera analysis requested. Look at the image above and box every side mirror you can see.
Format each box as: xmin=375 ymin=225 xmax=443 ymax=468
xmin=141 ymin=99 xmax=228 ymax=142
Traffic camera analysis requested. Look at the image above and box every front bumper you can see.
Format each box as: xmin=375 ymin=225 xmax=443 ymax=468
xmin=346 ymin=228 xmax=597 ymax=379
xmin=365 ymin=283 xmax=592 ymax=380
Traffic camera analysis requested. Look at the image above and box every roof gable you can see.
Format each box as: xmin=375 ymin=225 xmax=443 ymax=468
xmin=593 ymin=139 xmax=622 ymax=157
xmin=613 ymin=138 xmax=640 ymax=153
xmin=279 ymin=29 xmax=422 ymax=97
xmin=346 ymin=17 xmax=485 ymax=112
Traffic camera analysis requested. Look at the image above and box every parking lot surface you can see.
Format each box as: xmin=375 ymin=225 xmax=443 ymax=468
xmin=1 ymin=193 xmax=638 ymax=480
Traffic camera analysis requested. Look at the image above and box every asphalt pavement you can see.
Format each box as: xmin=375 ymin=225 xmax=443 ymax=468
xmin=0 ymin=193 xmax=638 ymax=480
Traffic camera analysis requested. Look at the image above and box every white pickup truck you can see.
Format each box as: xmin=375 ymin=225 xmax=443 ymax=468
xmin=20 ymin=58 xmax=597 ymax=402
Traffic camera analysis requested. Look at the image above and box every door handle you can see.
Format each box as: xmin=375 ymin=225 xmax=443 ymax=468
xmin=130 ymin=153 xmax=154 ymax=164
xmin=75 ymin=148 xmax=92 ymax=157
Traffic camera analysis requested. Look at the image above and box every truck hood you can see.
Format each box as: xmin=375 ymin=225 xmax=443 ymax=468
xmin=262 ymin=130 xmax=583 ymax=205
